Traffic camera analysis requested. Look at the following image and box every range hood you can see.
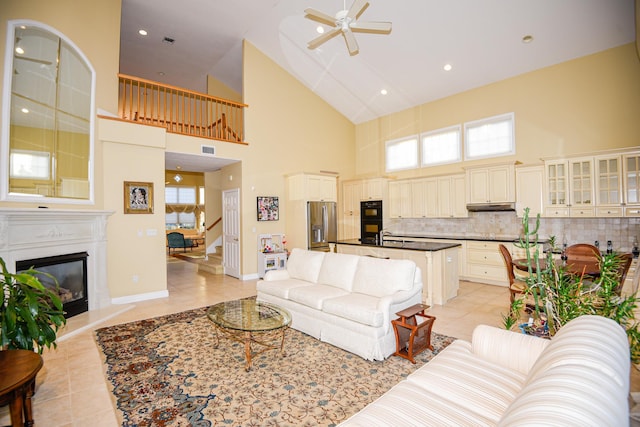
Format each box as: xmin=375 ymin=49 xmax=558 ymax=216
xmin=466 ymin=202 xmax=516 ymax=212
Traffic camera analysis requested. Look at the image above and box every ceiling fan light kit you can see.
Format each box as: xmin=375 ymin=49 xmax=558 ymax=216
xmin=305 ymin=0 xmax=391 ymax=56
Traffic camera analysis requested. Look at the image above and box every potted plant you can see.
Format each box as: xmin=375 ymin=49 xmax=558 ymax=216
xmin=0 ymin=257 xmax=66 ymax=353
xmin=504 ymin=208 xmax=640 ymax=363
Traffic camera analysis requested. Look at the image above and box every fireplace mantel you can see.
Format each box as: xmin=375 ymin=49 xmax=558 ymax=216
xmin=0 ymin=207 xmax=114 ymax=311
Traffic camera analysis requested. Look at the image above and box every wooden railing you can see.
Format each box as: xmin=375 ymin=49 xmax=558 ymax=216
xmin=207 ymin=217 xmax=222 ymax=232
xmin=118 ymin=74 xmax=247 ymax=144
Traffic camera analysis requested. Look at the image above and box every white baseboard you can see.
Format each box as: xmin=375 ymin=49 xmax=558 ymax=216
xmin=111 ymin=290 xmax=169 ymax=305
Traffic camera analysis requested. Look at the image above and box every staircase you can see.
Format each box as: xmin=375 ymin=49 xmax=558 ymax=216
xmin=197 ymin=246 xmax=224 ymax=275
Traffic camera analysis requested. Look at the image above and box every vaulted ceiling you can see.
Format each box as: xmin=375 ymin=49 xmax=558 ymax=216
xmin=120 ymin=0 xmax=636 ymax=127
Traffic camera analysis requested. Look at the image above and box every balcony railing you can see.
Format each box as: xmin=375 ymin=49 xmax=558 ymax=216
xmin=118 ymin=74 xmax=247 ymax=144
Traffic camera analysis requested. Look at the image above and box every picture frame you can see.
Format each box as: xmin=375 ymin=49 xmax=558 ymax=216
xmin=124 ymin=181 xmax=154 ymax=214
xmin=257 ymin=196 xmax=279 ymax=221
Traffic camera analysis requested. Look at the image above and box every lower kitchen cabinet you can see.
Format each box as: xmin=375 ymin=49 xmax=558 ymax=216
xmin=464 ymin=241 xmax=508 ymax=286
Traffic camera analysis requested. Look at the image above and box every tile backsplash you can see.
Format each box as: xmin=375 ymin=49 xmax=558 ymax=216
xmin=387 ymin=212 xmax=640 ymax=253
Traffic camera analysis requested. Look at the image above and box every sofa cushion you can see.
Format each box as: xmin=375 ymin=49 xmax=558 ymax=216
xmin=405 ymin=340 xmax=527 ymax=425
xmin=351 ymin=257 xmax=416 ymax=297
xmin=498 ymin=364 xmax=629 ymax=427
xmin=322 ymin=293 xmax=385 ymax=327
xmin=288 ymin=285 xmax=349 ymax=310
xmin=286 ymin=248 xmax=325 ymax=283
xmin=316 ymin=252 xmax=360 ymax=291
xmin=256 ymin=278 xmax=313 ymax=299
xmin=525 ymin=315 xmax=630 ymax=389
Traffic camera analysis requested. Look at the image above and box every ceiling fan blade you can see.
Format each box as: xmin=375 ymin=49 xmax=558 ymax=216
xmin=307 ymin=27 xmax=341 ymax=50
xmin=342 ymin=30 xmax=359 ymax=56
xmin=350 ymin=21 xmax=392 ymax=34
xmin=304 ymin=8 xmax=337 ymax=26
xmin=346 ymin=0 xmax=369 ymax=20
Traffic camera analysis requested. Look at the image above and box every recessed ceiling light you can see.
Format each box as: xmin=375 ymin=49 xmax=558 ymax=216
xmin=138 ymin=29 xmax=148 ymax=36
xmin=158 ymin=71 xmax=165 ymax=76
xmin=15 ymin=47 xmax=24 ymax=55
xmin=316 ymin=26 xmax=325 ymax=34
xmin=21 ymin=107 xmax=29 ymax=114
xmin=380 ymin=89 xmax=388 ymax=95
xmin=522 ymin=35 xmax=534 ymax=43
xmin=443 ymin=64 xmax=452 ymax=71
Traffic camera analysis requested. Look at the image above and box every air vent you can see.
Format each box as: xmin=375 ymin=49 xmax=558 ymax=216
xmin=162 ymin=36 xmax=175 ymax=45
xmin=201 ymin=145 xmax=215 ymax=155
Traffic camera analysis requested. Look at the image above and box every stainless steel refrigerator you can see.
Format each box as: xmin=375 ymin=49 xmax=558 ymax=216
xmin=307 ymin=201 xmax=337 ymax=251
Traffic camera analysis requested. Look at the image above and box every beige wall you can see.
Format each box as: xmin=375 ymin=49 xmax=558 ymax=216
xmin=355 ymin=43 xmax=640 ymax=180
xmin=241 ymin=41 xmax=355 ymax=273
xmin=207 ymin=75 xmax=242 ymax=104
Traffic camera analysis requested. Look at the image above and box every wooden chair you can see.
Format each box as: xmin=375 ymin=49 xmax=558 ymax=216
xmin=613 ymin=253 xmax=633 ymax=295
xmin=565 ymin=243 xmax=600 ymax=263
xmin=167 ymin=232 xmax=195 ymax=254
xmin=498 ymin=244 xmax=528 ymax=305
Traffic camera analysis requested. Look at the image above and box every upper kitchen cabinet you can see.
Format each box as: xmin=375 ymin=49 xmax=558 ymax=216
xmin=466 ymin=163 xmax=515 ymax=204
xmin=342 ymin=180 xmax=363 ymax=215
xmin=361 ymin=178 xmax=388 ymax=201
xmin=515 ymin=165 xmax=544 ymax=217
xmin=595 ymin=155 xmax=623 ymax=217
xmin=438 ymin=174 xmax=468 ymax=218
xmin=287 ymin=173 xmax=337 ymax=201
xmin=623 ymin=152 xmax=640 ymax=217
xmin=544 ymin=158 xmax=594 ymax=217
xmin=388 ymin=180 xmax=412 ymax=218
xmin=411 ymin=178 xmax=438 ymax=218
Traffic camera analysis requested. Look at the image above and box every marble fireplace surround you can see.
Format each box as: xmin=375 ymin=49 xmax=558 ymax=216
xmin=0 ymin=208 xmax=114 ymax=313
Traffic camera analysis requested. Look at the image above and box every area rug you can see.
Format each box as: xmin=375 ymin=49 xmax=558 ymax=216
xmin=94 ymin=303 xmax=456 ymax=427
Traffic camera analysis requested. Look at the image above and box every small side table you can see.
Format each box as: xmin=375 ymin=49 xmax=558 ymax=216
xmin=392 ymin=304 xmax=436 ymax=364
xmin=0 ymin=349 xmax=43 ymax=427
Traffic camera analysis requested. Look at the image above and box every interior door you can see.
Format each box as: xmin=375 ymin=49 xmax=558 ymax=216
xmin=222 ymin=188 xmax=240 ymax=278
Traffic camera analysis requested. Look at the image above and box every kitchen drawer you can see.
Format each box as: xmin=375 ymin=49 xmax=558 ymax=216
xmin=544 ymin=207 xmax=570 ymax=217
xmin=596 ymin=206 xmax=623 ymax=217
xmin=570 ymin=207 xmax=595 ymax=217
xmin=467 ymin=249 xmax=503 ymax=266
xmin=624 ymin=207 xmax=640 ymax=217
xmin=467 ymin=241 xmax=500 ymax=251
xmin=467 ymin=264 xmax=506 ymax=281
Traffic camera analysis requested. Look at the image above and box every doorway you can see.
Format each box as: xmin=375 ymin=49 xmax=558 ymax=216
xmin=222 ymin=188 xmax=241 ymax=278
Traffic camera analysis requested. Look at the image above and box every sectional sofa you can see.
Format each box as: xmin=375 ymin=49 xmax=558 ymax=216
xmin=256 ymin=248 xmax=422 ymax=361
xmin=339 ymin=315 xmax=630 ymax=426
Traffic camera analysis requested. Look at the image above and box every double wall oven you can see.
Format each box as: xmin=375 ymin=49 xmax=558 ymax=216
xmin=360 ymin=200 xmax=383 ymax=244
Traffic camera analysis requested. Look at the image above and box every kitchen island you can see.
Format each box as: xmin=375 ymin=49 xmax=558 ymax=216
xmin=336 ymin=239 xmax=460 ymax=305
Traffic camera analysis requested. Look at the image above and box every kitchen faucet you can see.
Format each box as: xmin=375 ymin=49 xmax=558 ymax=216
xmin=379 ymin=229 xmax=387 ymax=245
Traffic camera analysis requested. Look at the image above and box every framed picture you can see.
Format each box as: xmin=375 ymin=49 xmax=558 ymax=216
xmin=124 ymin=181 xmax=154 ymax=214
xmin=257 ymin=196 xmax=279 ymax=221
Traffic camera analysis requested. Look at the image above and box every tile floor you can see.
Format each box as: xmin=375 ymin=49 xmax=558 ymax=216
xmin=1 ymin=258 xmax=637 ymax=426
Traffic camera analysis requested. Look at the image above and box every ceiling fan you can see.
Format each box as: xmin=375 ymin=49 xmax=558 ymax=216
xmin=305 ymin=0 xmax=392 ymax=56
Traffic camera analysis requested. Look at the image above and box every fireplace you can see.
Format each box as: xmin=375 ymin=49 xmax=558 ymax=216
xmin=0 ymin=208 xmax=113 ymax=313
xmin=16 ymin=252 xmax=89 ymax=318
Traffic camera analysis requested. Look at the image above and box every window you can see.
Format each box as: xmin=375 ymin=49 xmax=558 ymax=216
xmin=421 ymin=125 xmax=461 ymax=166
xmin=10 ymin=150 xmax=50 ymax=179
xmin=2 ymin=21 xmax=94 ymax=202
xmin=464 ymin=113 xmax=515 ymax=160
xmin=165 ymin=186 xmax=196 ymax=204
xmin=385 ymin=136 xmax=419 ymax=172
xmin=199 ymin=186 xmax=205 ymax=205
xmin=165 ymin=212 xmax=196 ymax=228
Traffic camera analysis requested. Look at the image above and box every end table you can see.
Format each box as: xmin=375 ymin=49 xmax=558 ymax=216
xmin=392 ymin=303 xmax=435 ymax=363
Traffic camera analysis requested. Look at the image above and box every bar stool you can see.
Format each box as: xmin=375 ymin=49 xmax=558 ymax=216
xmin=0 ymin=350 xmax=43 ymax=427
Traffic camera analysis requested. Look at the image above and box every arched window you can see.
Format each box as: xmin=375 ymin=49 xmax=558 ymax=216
xmin=2 ymin=20 xmax=95 ymax=203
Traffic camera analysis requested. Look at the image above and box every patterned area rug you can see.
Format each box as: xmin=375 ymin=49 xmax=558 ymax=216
xmin=94 ymin=303 xmax=456 ymax=427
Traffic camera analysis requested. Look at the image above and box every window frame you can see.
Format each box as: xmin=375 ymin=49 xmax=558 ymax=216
xmin=385 ymin=135 xmax=419 ymax=173
xmin=464 ymin=112 xmax=515 ymax=161
xmin=1 ymin=19 xmax=96 ymax=204
xmin=420 ymin=124 xmax=462 ymax=167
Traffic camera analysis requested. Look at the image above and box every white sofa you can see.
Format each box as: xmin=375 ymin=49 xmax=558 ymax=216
xmin=339 ymin=315 xmax=630 ymax=426
xmin=256 ymin=248 xmax=423 ymax=361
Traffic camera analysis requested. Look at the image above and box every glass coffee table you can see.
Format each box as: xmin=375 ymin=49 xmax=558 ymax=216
xmin=207 ymin=299 xmax=291 ymax=371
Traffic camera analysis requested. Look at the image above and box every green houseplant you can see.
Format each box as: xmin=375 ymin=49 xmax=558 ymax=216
xmin=0 ymin=257 xmax=66 ymax=353
xmin=504 ymin=208 xmax=640 ymax=363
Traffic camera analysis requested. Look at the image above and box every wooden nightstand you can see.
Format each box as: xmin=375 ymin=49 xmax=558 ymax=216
xmin=392 ymin=304 xmax=435 ymax=363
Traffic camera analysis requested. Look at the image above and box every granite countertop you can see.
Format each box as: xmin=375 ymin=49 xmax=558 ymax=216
xmin=381 ymin=234 xmax=551 ymax=244
xmin=336 ymin=239 xmax=461 ymax=252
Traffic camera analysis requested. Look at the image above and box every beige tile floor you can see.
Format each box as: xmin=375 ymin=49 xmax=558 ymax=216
xmin=1 ymin=258 xmax=637 ymax=426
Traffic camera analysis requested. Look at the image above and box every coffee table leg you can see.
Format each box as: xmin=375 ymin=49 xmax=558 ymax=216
xmin=10 ymin=391 xmax=24 ymax=427
xmin=212 ymin=326 xmax=220 ymax=348
xmin=279 ymin=328 xmax=287 ymax=357
xmin=244 ymin=331 xmax=252 ymax=371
